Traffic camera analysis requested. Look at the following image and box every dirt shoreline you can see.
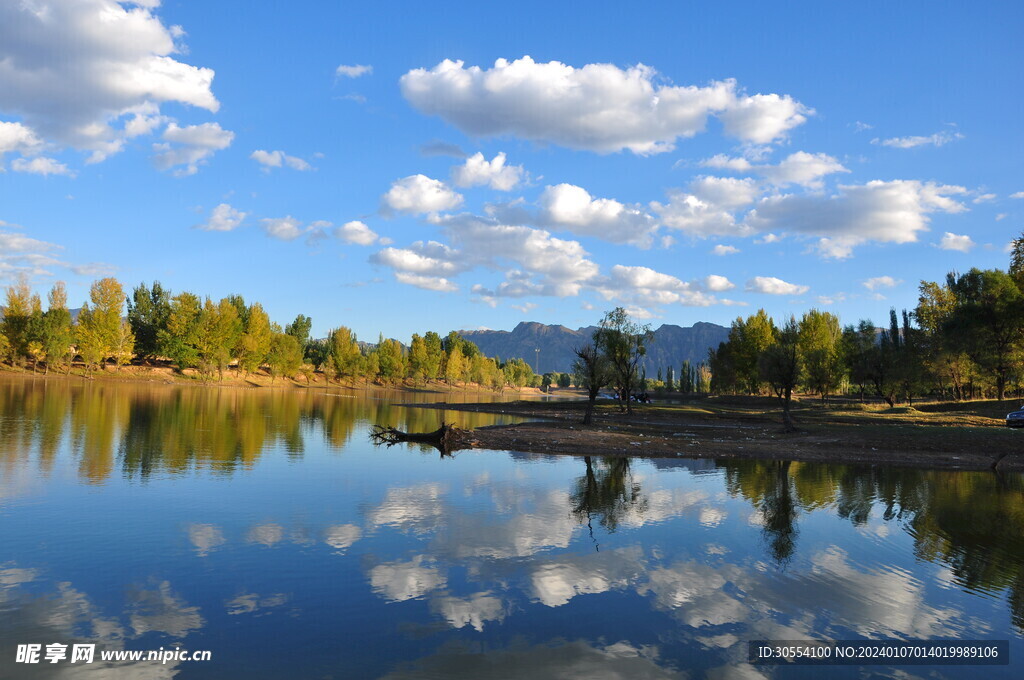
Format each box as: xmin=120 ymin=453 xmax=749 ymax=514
xmin=402 ymin=399 xmax=1024 ymax=473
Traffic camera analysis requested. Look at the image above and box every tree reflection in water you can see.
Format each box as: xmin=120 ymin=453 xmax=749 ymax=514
xmin=571 ymin=456 xmax=648 ymax=550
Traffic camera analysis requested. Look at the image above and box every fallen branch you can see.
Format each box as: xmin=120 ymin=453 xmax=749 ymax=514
xmin=369 ymin=422 xmax=464 ymax=454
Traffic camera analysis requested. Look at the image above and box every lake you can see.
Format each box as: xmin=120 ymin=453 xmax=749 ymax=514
xmin=1 ymin=376 xmax=1021 ymax=678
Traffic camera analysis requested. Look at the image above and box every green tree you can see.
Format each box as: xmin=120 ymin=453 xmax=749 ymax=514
xmin=729 ymin=309 xmax=777 ymax=394
xmin=285 ymin=314 xmax=312 ymax=351
xmin=267 ymin=333 xmax=303 ymax=383
xmin=573 ymin=342 xmax=610 ymax=425
xmin=444 ymin=347 xmax=465 ymax=385
xmin=593 ymin=307 xmax=653 ymax=414
xmin=944 ymin=268 xmax=1024 ymax=400
xmin=376 ymin=336 xmax=406 ymax=384
xmin=797 ymin=309 xmax=843 ymax=404
xmin=1010 ymin=231 xmax=1024 ymax=290
xmin=40 ymin=282 xmax=74 ymax=374
xmin=329 ymin=326 xmax=361 ymax=381
xmin=408 ymin=333 xmax=428 ymax=383
xmin=238 ymin=303 xmax=272 ymax=377
xmin=759 ymin=316 xmax=801 ymax=431
xmin=422 ymin=331 xmax=443 ymax=380
xmin=127 ymin=281 xmax=171 ymax=361
xmin=1 ymin=274 xmax=40 ymax=364
xmin=159 ymin=292 xmax=203 ymax=371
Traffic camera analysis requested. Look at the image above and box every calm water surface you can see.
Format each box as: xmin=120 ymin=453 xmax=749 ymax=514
xmin=0 ymin=377 xmax=1022 ymax=679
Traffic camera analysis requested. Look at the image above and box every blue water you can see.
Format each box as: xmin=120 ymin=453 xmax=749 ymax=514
xmin=0 ymin=378 xmax=1021 ymax=678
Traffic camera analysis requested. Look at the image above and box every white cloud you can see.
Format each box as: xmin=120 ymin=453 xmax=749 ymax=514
xmin=261 ymin=216 xmax=304 ymax=241
xmin=595 ymin=264 xmax=724 ymax=308
xmin=651 ymin=176 xmax=759 ymax=237
xmin=335 ymin=64 xmax=372 ymax=78
xmin=745 ymin=276 xmax=809 ymax=295
xmin=1011 ymin=191 xmax=1024 ymax=199
xmin=250 ymin=149 xmax=311 ymax=171
xmin=717 ymin=93 xmax=812 ymax=145
xmin=704 ymin=274 xmax=735 ymax=291
xmin=0 ymin=121 xmax=43 ymax=157
xmin=376 ymin=214 xmax=601 ymax=298
xmin=995 ymin=213 xmax=1008 ymax=221
xmin=711 ymin=244 xmax=739 ymax=255
xmin=816 ymin=293 xmax=846 ymax=305
xmin=972 ymin=193 xmax=996 ymax=204
xmin=0 ymin=0 xmax=218 ymax=160
xmin=197 ymin=203 xmax=246 ymax=231
xmin=400 ymin=56 xmax=810 ymax=154
xmin=371 ymin=242 xmax=463 ymax=277
xmin=853 ymin=121 xmax=873 ymax=132
xmin=702 ymin=151 xmax=848 ymax=188
xmin=10 ymin=156 xmax=73 ymax=176
xmin=756 ymin=233 xmax=780 ymax=244
xmin=538 ymin=184 xmax=658 ymax=247
xmin=862 ymin=276 xmax=901 ymax=291
xmin=938 ymin=232 xmax=975 ymax=253
xmin=744 ymin=180 xmax=967 ymax=259
xmin=336 ymin=220 xmax=380 ymax=246
xmin=382 ymin=174 xmax=463 ymax=214
xmin=152 ymin=122 xmax=233 ymax=176
xmin=872 ymin=129 xmax=964 ymax=149
xmin=451 ymin=152 xmax=524 ymax=190
xmin=395 ymin=272 xmax=459 ymax=292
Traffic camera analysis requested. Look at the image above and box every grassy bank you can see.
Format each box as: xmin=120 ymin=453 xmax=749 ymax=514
xmin=0 ymin=361 xmax=542 ymax=395
xmin=409 ymin=395 xmax=1024 ymax=472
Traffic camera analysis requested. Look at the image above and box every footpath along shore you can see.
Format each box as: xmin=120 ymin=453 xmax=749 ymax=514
xmin=403 ymin=397 xmax=1024 ymax=472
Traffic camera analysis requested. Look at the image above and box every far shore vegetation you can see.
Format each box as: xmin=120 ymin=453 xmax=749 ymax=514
xmin=2 ymin=233 xmax=1024 ymax=433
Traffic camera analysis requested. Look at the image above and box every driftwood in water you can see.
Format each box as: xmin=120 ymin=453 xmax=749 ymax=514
xmin=370 ymin=422 xmax=463 ymax=453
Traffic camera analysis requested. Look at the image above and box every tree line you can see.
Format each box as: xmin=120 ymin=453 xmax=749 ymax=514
xmin=0 ymin=277 xmax=541 ymax=389
xmin=708 ymin=234 xmax=1024 ymax=428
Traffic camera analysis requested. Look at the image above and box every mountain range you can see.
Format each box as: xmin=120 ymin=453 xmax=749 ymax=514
xmin=458 ymin=321 xmax=729 ymax=374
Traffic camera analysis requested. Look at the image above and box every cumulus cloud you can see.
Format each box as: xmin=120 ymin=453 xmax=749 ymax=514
xmin=872 ymin=129 xmax=964 ymax=149
xmin=595 ymin=264 xmax=729 ymax=308
xmin=250 ymin=149 xmax=311 ymax=171
xmin=0 ymin=121 xmax=43 ymax=158
xmin=152 ymin=122 xmax=233 ymax=176
xmin=382 ymin=174 xmax=463 ymax=215
xmin=1011 ymin=191 xmax=1024 ymax=199
xmin=538 ymin=184 xmax=658 ymax=247
xmin=744 ymin=180 xmax=967 ymax=258
xmin=401 ymin=56 xmax=811 ymax=154
xmin=335 ymin=64 xmax=372 ymax=78
xmin=745 ymin=276 xmax=809 ymax=295
xmin=336 ymin=220 xmax=381 ymax=245
xmin=197 ymin=203 xmax=246 ymax=232
xmin=261 ymin=216 xmax=304 ymax=241
xmin=651 ymin=176 xmax=759 ymax=237
xmin=395 ymin=272 xmax=459 ymax=292
xmin=10 ymin=156 xmax=73 ymax=176
xmin=938 ymin=232 xmax=975 ymax=252
xmin=0 ymin=0 xmax=218 ymax=161
xmin=702 ymin=151 xmax=848 ymax=189
xmin=374 ymin=215 xmax=600 ymax=298
xmin=711 ymin=244 xmax=739 ymax=255
xmin=451 ymin=152 xmax=524 ymax=190
xmin=862 ymin=276 xmax=901 ymax=291
xmin=972 ymin=193 xmax=996 ymax=204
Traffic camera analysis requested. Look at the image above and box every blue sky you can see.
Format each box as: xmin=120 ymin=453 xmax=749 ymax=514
xmin=1 ymin=0 xmax=1021 ymax=340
